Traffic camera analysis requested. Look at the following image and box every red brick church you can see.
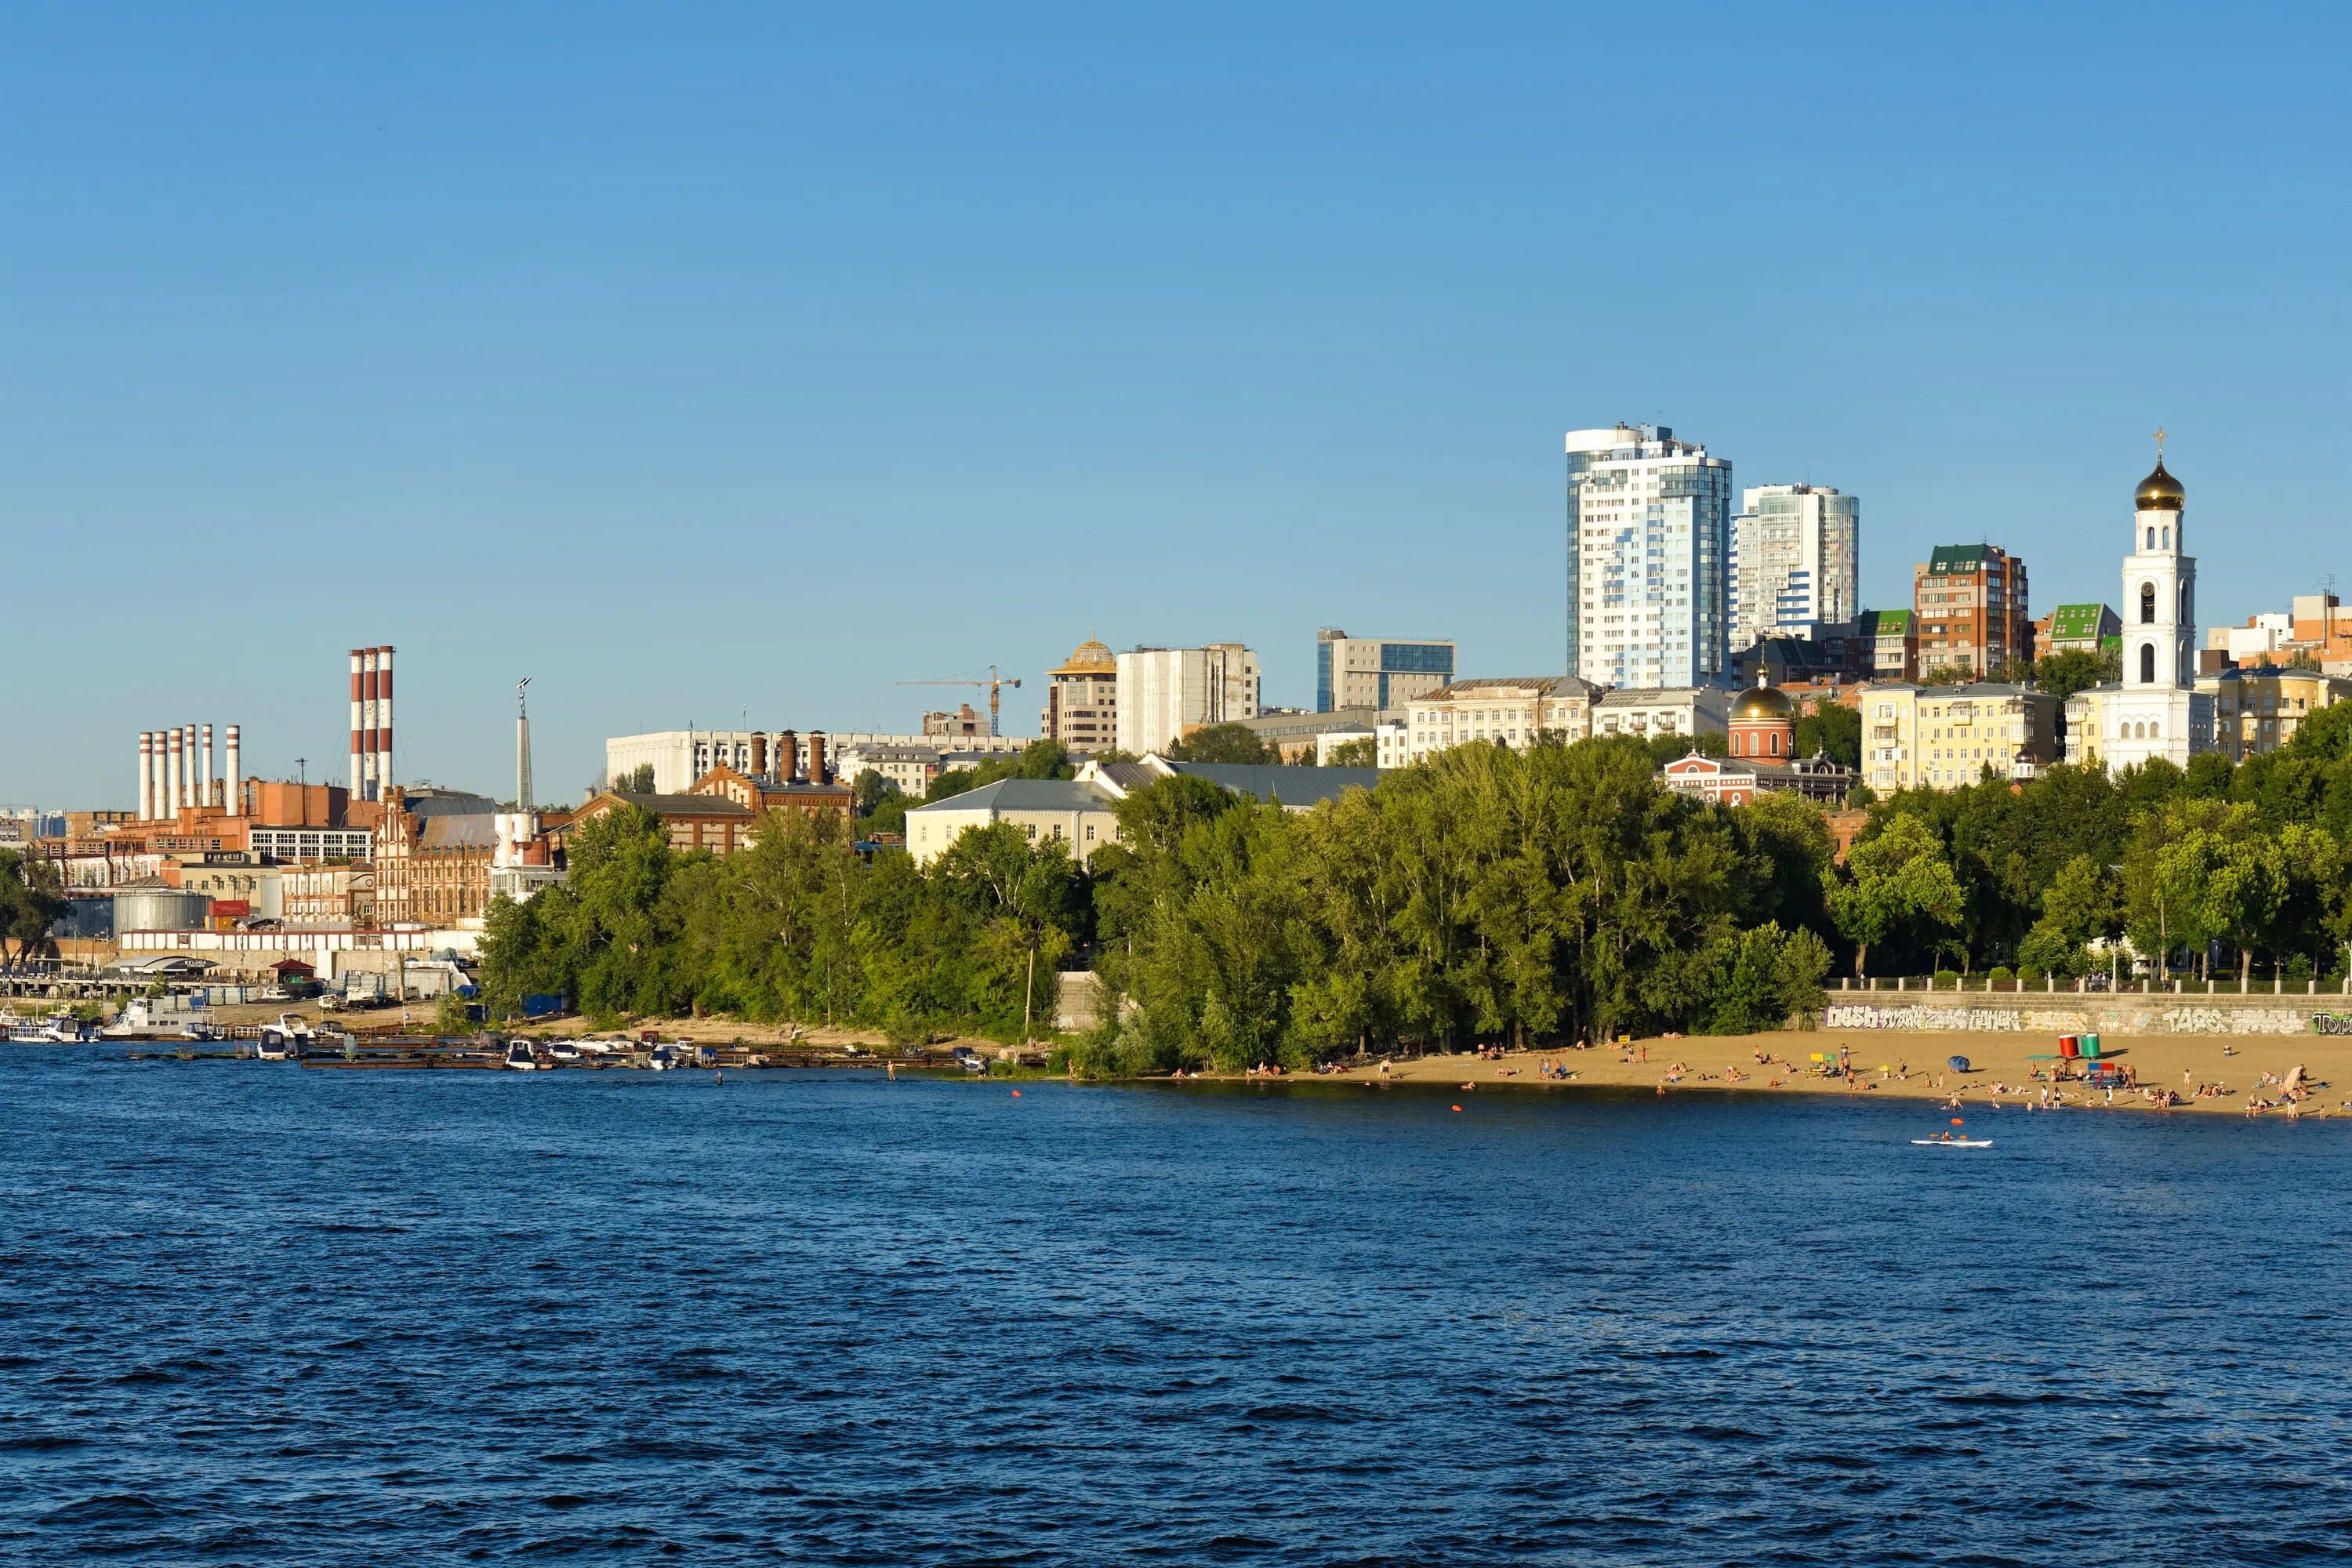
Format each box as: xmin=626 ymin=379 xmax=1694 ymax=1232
xmin=1660 ymin=684 xmax=1853 ymax=806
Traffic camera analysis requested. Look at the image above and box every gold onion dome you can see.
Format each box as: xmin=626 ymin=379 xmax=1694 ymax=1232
xmin=2135 ymin=456 xmax=2185 ymax=512
xmin=1730 ymin=685 xmax=1796 ymax=722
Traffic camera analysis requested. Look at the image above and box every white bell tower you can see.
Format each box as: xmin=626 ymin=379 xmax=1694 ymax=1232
xmin=2084 ymin=429 xmax=2212 ymax=771
xmin=2124 ymin=427 xmax=2194 ymax=691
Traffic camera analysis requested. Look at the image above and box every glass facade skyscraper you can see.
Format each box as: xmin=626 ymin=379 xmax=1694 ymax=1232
xmin=1729 ymin=484 xmax=1860 ymax=651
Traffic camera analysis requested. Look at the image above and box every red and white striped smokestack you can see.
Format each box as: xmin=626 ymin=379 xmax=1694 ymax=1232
xmin=376 ymin=646 xmax=394 ymax=793
xmin=138 ymin=732 xmax=154 ymax=820
xmin=360 ymin=648 xmax=381 ymax=800
xmin=350 ymin=649 xmax=365 ymax=797
xmin=200 ymin=723 xmax=213 ymax=811
xmin=226 ymin=725 xmax=242 ymax=816
xmin=165 ymin=728 xmax=182 ymax=816
xmin=183 ymin=724 xmax=198 ymax=811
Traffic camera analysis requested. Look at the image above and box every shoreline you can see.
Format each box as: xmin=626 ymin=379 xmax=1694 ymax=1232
xmin=1287 ymin=1028 xmax=2348 ymax=1116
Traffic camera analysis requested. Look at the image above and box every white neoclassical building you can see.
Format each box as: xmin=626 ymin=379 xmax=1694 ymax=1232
xmin=2065 ymin=440 xmax=2216 ymax=771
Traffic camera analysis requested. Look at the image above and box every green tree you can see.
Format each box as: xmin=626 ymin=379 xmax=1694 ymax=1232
xmin=2015 ymin=853 xmax=2122 ymax=978
xmin=850 ymin=768 xmax=896 ymax=815
xmin=0 ymin=849 xmax=67 ymax=964
xmin=1644 ymin=728 xmax=1726 ymax=767
xmin=1829 ymin=812 xmax=1965 ymax=978
xmin=2032 ymin=648 xmax=2119 ymax=701
xmin=1164 ymin=724 xmax=1279 ymax=764
xmin=1324 ymin=736 xmax=1377 ymax=768
xmin=1793 ymin=700 xmax=1862 ymax=768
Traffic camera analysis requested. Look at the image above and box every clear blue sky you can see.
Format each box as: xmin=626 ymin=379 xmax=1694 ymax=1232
xmin=6 ymin=2 xmax=2348 ymax=807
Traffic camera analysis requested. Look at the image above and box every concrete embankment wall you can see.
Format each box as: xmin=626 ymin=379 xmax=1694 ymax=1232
xmin=1823 ymin=996 xmax=2352 ymax=1036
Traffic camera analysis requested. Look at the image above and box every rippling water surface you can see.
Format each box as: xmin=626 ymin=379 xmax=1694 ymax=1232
xmin=3 ymin=1047 xmax=2349 ymax=1565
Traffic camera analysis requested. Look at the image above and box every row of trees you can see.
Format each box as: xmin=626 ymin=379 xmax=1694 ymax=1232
xmin=479 ymin=702 xmax=2352 ymax=1072
xmin=0 ymin=849 xmax=67 ymax=964
xmin=1841 ymin=701 xmax=2352 ymax=982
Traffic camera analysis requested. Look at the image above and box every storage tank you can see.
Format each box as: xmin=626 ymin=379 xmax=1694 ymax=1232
xmin=112 ymin=888 xmax=213 ymax=934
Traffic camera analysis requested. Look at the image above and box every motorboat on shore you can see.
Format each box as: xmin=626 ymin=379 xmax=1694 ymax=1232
xmin=503 ymin=1040 xmax=543 ymax=1071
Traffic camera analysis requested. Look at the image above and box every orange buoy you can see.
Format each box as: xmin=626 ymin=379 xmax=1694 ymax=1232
xmin=1450 ymin=1104 xmax=1461 ymax=1112
xmin=1011 ymin=1090 xmax=1022 ymax=1098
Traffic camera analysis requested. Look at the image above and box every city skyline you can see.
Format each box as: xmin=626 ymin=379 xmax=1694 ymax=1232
xmin=9 ymin=5 xmax=2352 ymax=803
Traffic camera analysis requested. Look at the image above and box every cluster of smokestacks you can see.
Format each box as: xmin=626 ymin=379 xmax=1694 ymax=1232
xmin=137 ymin=724 xmax=240 ymax=821
xmin=749 ymin=729 xmax=828 ymax=785
xmin=349 ymin=647 xmax=395 ymax=801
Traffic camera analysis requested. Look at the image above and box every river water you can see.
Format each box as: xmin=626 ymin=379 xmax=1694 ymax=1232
xmin=2 ymin=1047 xmax=2347 ymax=1565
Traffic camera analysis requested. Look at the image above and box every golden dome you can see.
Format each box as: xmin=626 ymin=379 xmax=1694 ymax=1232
xmin=1054 ymin=638 xmax=1116 ymax=675
xmin=2135 ymin=456 xmax=2185 ymax=512
xmin=1730 ymin=684 xmax=1796 ymax=723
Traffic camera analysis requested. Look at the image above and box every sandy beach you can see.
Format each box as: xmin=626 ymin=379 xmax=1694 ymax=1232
xmin=1320 ymin=1029 xmax=2352 ymax=1116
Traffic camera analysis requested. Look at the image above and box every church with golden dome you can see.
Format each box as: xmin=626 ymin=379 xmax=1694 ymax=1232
xmin=1660 ymin=680 xmax=1853 ymax=805
xmin=2063 ymin=435 xmax=2216 ymax=771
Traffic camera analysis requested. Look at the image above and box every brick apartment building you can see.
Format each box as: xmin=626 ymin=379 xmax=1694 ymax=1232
xmin=1913 ymin=543 xmax=2031 ymax=677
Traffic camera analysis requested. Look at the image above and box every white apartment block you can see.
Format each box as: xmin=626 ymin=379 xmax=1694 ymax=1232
xmin=1114 ymin=644 xmax=1261 ymax=755
xmin=1314 ymin=629 xmax=1457 ymax=711
xmin=1399 ymin=677 xmax=1599 ymax=766
xmin=1566 ymin=424 xmax=1733 ymax=690
xmin=604 ymin=729 xmax=1029 ymax=795
xmin=1592 ymin=688 xmax=1731 ymax=746
xmin=1730 ymin=484 xmax=1860 ymax=651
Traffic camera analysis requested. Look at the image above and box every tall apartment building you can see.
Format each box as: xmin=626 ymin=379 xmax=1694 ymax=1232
xmin=1566 ymin=424 xmax=1733 ymax=690
xmin=1859 ymin=609 xmax=1920 ymax=681
xmin=1912 ymin=543 xmax=2031 ymax=677
xmin=1040 ymin=639 xmax=1119 ymax=753
xmin=1314 ymin=630 xmax=1456 ymax=712
xmin=1114 ymin=644 xmax=1261 ymax=755
xmin=1729 ymin=484 xmax=1860 ymax=651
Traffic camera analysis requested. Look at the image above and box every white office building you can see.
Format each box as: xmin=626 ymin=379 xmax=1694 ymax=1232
xmin=1566 ymin=424 xmax=1734 ymax=690
xmin=1314 ymin=629 xmax=1457 ymax=712
xmin=1730 ymin=484 xmax=1860 ymax=651
xmin=1115 ymin=644 xmax=1261 ymax=755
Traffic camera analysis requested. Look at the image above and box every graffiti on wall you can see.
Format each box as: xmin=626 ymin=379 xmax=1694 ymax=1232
xmin=2316 ymin=1014 xmax=2352 ymax=1037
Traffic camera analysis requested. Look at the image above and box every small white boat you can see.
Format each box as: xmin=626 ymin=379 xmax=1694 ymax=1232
xmin=503 ymin=1041 xmax=542 ymax=1071
xmin=647 ymin=1044 xmax=680 ymax=1071
xmin=1911 ymin=1138 xmax=1993 ymax=1148
xmin=544 ymin=1040 xmax=583 ymax=1063
xmin=7 ymin=1014 xmax=92 ymax=1044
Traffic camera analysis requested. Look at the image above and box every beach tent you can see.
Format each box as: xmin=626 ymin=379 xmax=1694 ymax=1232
xmin=1947 ymin=1055 xmax=1970 ymax=1073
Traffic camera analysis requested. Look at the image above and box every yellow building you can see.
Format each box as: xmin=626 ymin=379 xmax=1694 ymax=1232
xmin=2199 ymin=665 xmax=2352 ymax=760
xmin=1860 ymin=682 xmax=2060 ymax=794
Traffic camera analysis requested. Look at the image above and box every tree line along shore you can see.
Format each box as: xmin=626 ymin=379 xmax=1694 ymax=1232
xmin=469 ymin=704 xmax=2352 ymax=1076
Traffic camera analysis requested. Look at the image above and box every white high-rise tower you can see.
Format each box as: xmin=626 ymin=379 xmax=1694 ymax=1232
xmin=1566 ymin=424 xmax=1733 ymax=689
xmin=2069 ymin=433 xmax=2214 ymax=770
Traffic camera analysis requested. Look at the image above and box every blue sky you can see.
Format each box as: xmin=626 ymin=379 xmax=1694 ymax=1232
xmin=6 ymin=2 xmax=2349 ymax=806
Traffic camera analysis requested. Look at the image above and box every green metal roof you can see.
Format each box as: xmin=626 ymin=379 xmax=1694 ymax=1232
xmin=1859 ymin=609 xmax=1914 ymax=636
xmin=1926 ymin=544 xmax=1990 ymax=575
xmin=2049 ymin=603 xmax=2113 ymax=639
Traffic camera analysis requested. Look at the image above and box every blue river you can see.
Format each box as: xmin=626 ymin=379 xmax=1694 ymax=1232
xmin=2 ymin=1047 xmax=2348 ymax=1565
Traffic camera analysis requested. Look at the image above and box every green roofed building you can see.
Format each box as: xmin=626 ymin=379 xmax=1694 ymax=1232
xmin=2038 ymin=602 xmax=2120 ymax=658
xmin=1857 ymin=608 xmax=1918 ymax=681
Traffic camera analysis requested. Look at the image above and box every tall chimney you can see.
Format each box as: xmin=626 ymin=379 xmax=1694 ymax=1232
xmin=750 ymin=732 xmax=768 ymax=778
xmin=808 ymin=730 xmax=829 ymax=786
xmin=226 ymin=725 xmax=242 ymax=815
xmin=349 ymin=650 xmax=366 ymax=796
xmin=360 ymin=649 xmax=380 ymax=800
xmin=138 ymin=732 xmax=154 ymax=820
xmin=376 ymin=646 xmax=395 ymax=793
xmin=165 ymin=729 xmax=182 ymax=816
xmin=185 ymin=725 xmax=198 ymax=810
xmin=516 ymin=677 xmax=533 ymax=812
xmin=776 ymin=729 xmax=800 ymax=784
xmin=199 ymin=723 xmax=213 ymax=812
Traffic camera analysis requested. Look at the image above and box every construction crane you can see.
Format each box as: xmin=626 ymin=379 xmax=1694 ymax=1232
xmin=898 ymin=665 xmax=1023 ymax=738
